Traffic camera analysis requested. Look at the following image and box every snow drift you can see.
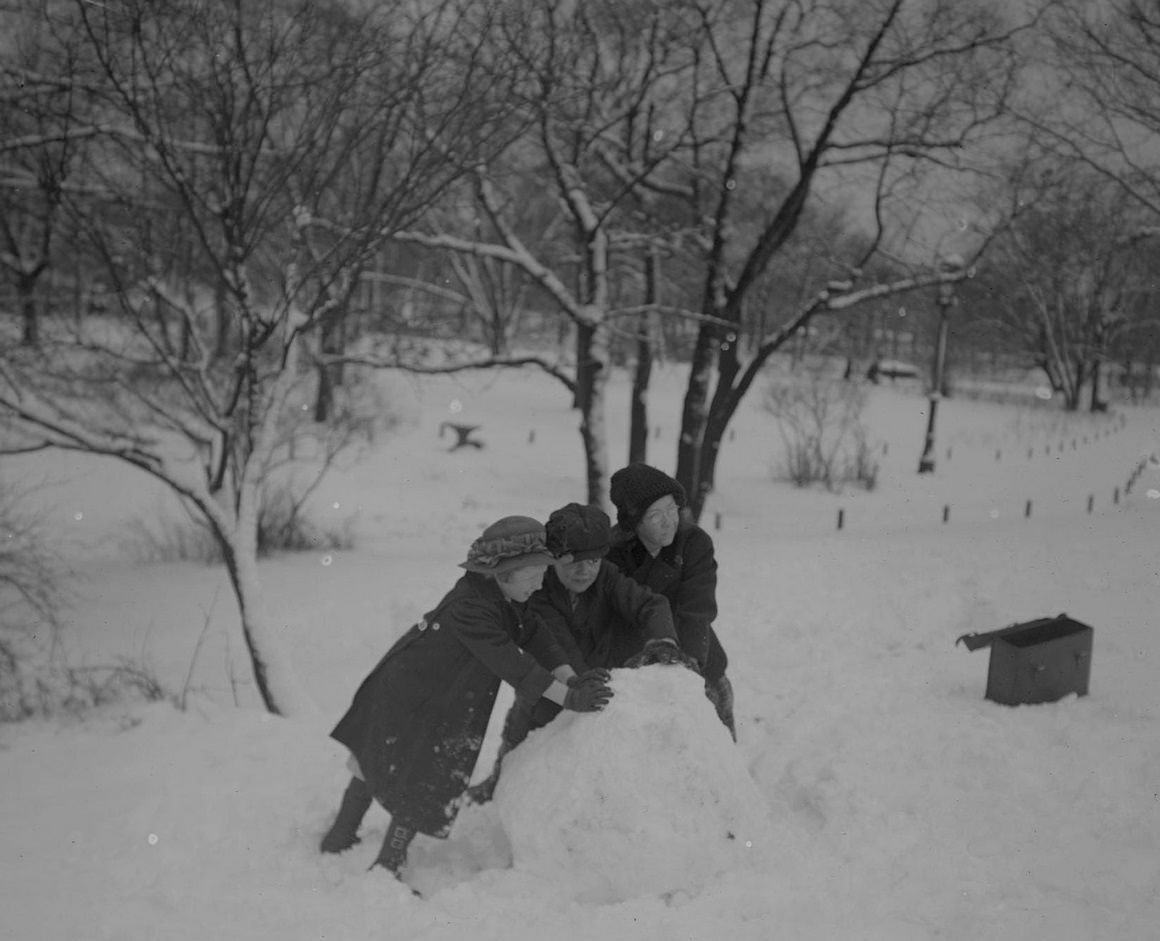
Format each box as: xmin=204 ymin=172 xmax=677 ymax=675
xmin=494 ymin=666 xmax=775 ymax=903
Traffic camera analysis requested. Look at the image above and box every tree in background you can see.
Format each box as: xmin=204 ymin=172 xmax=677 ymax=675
xmin=374 ymin=0 xmax=1034 ymax=513
xmin=390 ymin=0 xmax=704 ymax=508
xmin=1018 ymin=0 xmax=1160 ymax=402
xmin=0 ymin=0 xmax=512 ymax=717
xmin=0 ymin=3 xmax=93 ymax=346
xmin=1034 ymin=0 xmax=1160 ymax=233
xmin=654 ymin=0 xmax=1035 ymax=518
xmin=0 ymin=475 xmax=70 ymax=722
xmin=979 ymin=163 xmax=1157 ymax=410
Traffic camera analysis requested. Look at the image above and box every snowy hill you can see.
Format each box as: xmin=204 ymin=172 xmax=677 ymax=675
xmin=2 ymin=365 xmax=1158 ymax=940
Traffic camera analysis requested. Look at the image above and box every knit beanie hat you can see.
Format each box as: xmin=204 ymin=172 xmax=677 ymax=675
xmin=545 ymin=503 xmax=611 ymax=561
xmin=460 ymin=516 xmax=555 ymax=574
xmin=608 ymin=463 xmax=686 ymax=531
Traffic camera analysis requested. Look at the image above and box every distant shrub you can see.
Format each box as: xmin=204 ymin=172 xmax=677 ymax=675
xmin=0 ymin=477 xmax=64 ymax=627
xmin=1 ymin=640 xmax=171 ymax=723
xmin=121 ymin=511 xmax=222 ymax=564
xmin=842 ymin=431 xmax=880 ymax=492
xmin=0 ymin=475 xmax=177 ymax=722
xmin=0 ymin=477 xmax=63 ymax=721
xmin=122 ymin=481 xmax=356 ymax=564
xmin=120 ymin=365 xmax=389 ymax=563
xmin=255 ymin=484 xmax=356 ymax=555
xmin=764 ymin=369 xmax=879 ymax=492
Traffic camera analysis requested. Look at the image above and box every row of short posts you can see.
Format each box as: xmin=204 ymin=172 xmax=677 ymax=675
xmin=1125 ymin=456 xmax=1151 ymax=496
xmin=833 ymin=459 xmax=1151 ymax=531
xmin=884 ymin=412 xmax=1127 ymax=466
xmin=721 ymin=453 xmax=1153 ymax=532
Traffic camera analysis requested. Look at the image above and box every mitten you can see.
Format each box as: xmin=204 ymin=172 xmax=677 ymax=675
xmin=625 ymin=638 xmax=701 ymax=673
xmin=563 ymin=672 xmax=613 ymax=712
xmin=568 ymin=667 xmax=611 ymax=686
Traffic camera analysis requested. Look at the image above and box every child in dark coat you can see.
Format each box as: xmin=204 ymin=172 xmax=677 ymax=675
xmin=467 ymin=502 xmax=687 ymax=803
xmin=319 ymin=516 xmax=613 ymax=881
xmin=606 ymin=463 xmax=737 ymax=740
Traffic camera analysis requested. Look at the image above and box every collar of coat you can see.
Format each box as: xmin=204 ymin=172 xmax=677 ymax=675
xmin=540 ymin=562 xmax=604 ymax=606
xmin=612 ymin=523 xmax=687 ymax=568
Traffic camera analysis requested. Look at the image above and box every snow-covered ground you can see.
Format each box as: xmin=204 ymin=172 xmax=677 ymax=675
xmin=2 ymin=364 xmax=1158 ymax=941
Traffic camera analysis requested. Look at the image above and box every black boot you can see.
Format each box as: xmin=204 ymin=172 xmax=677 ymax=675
xmin=705 ymin=674 xmax=737 ymax=742
xmin=320 ymin=777 xmax=373 ymax=854
xmin=370 ymin=818 xmax=416 ymax=874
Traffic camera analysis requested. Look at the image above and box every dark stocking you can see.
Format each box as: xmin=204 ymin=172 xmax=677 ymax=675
xmin=319 ymin=776 xmax=373 ymax=854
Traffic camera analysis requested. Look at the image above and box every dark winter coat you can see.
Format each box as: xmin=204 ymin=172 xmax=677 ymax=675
xmin=606 ymin=519 xmax=728 ymax=681
xmin=330 ymin=572 xmax=569 ymax=837
xmin=528 ymin=561 xmax=678 ymax=671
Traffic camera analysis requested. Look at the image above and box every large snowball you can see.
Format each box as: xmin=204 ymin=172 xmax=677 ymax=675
xmin=493 ymin=666 xmax=774 ymax=903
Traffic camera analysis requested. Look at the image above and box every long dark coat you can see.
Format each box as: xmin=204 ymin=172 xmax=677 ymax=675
xmin=528 ymin=561 xmax=677 ymax=670
xmin=330 ymin=572 xmax=568 ymax=837
xmin=606 ymin=519 xmax=729 ymax=682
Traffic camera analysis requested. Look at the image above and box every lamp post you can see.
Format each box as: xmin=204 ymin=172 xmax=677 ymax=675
xmin=917 ymin=253 xmax=963 ymax=474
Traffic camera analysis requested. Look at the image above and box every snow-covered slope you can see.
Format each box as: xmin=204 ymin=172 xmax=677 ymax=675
xmin=2 ymin=365 xmax=1158 ymax=940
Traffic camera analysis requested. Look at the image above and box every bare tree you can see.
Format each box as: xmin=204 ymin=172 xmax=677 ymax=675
xmin=1033 ymin=0 xmax=1160 ymax=231
xmin=0 ymin=0 xmax=513 ymax=717
xmin=652 ymin=0 xmax=1035 ymax=518
xmin=997 ymin=0 xmax=1160 ymax=403
xmin=367 ymin=178 xmax=561 ymax=358
xmin=0 ymin=4 xmax=93 ymax=345
xmin=389 ymin=0 xmax=704 ymax=508
xmin=981 ymin=165 xmax=1158 ymax=410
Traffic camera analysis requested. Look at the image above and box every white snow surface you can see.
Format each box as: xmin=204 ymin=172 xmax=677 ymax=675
xmin=495 ymin=667 xmax=775 ymax=904
xmin=2 ymin=364 xmax=1159 ymax=941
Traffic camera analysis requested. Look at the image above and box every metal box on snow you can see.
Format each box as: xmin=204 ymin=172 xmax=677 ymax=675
xmin=956 ymin=614 xmax=1093 ymax=706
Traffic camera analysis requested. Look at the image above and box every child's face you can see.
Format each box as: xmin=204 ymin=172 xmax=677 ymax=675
xmin=636 ymin=495 xmax=679 ymax=553
xmin=499 ymin=563 xmax=548 ymax=602
xmin=553 ymin=556 xmax=601 ymax=594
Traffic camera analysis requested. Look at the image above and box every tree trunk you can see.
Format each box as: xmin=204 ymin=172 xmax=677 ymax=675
xmin=214 ymin=280 xmax=231 ymax=362
xmin=314 ymin=305 xmax=348 ymax=422
xmin=1088 ymin=315 xmax=1107 ymax=413
xmin=576 ymin=324 xmax=612 ymax=511
xmin=576 ymin=224 xmax=612 ymax=509
xmin=689 ymin=409 xmax=729 ymax=520
xmin=628 ymin=329 xmax=654 ymax=465
xmin=675 ymin=329 xmax=718 ymax=501
xmin=574 ymin=321 xmax=595 ymax=414
xmin=19 ymin=276 xmax=39 ymax=347
xmin=225 ymin=297 xmax=316 ymax=718
xmin=219 ymin=528 xmax=316 ymax=718
xmin=216 ymin=355 xmax=316 ymax=718
xmin=686 ymin=321 xmax=744 ymax=518
xmin=314 ymin=366 xmax=335 ymax=424
xmin=1089 ymin=355 xmax=1105 ymax=412
xmin=628 ymin=250 xmax=659 ymax=465
xmin=1064 ymin=357 xmax=1084 ymax=411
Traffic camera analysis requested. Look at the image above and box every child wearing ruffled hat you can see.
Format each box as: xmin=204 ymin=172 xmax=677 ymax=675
xmin=466 ymin=502 xmax=689 ymax=804
xmin=319 ymin=516 xmax=614 ymax=884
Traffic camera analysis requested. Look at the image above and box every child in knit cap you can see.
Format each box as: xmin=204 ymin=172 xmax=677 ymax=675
xmin=607 ymin=463 xmax=737 ymax=740
xmin=467 ymin=502 xmax=689 ymax=803
xmin=319 ymin=516 xmax=613 ymax=886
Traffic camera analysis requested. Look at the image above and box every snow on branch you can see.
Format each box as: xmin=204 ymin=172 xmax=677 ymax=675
xmin=0 ymin=358 xmax=221 ymax=503
xmin=756 ymin=265 xmax=973 ymax=356
xmin=391 ymin=228 xmax=589 ymax=325
xmin=332 ymin=350 xmax=577 ymax=393
xmin=1116 ymin=226 xmax=1160 ymax=247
